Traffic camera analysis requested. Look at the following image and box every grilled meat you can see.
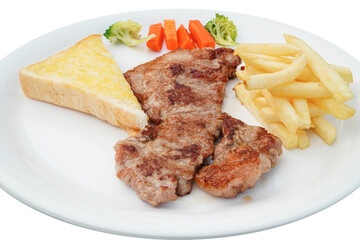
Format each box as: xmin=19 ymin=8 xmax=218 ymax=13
xmin=115 ymin=48 xmax=241 ymax=206
xmin=124 ymin=48 xmax=240 ymax=135
xmin=114 ymin=115 xmax=214 ymax=206
xmin=195 ymin=113 xmax=282 ymax=198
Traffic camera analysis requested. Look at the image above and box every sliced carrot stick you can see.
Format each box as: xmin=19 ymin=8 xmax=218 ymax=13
xmin=164 ymin=19 xmax=178 ymax=50
xmin=176 ymin=24 xmax=196 ymax=50
xmin=189 ymin=20 xmax=215 ymax=49
xmin=146 ymin=23 xmax=164 ymax=51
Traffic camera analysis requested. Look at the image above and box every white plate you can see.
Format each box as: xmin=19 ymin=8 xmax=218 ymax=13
xmin=0 ymin=9 xmax=360 ymax=239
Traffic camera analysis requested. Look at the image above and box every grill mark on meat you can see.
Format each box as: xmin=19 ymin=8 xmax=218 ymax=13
xmin=177 ymin=144 xmax=201 ymax=159
xmin=137 ymin=157 xmax=161 ymax=177
xmin=122 ymin=144 xmax=137 ymax=154
xmin=189 ymin=66 xmax=222 ymax=78
xmin=223 ymin=116 xmax=245 ymax=140
xmin=168 ymin=82 xmax=195 ymax=105
xmin=226 ymin=126 xmax=238 ymax=140
xmin=170 ymin=144 xmax=201 ymax=163
xmin=178 ymin=144 xmax=200 ymax=154
xmin=198 ymin=147 xmax=260 ymax=189
xmin=169 ymin=63 xmax=184 ymax=75
xmin=191 ymin=48 xmax=216 ymax=59
xmin=138 ymin=125 xmax=158 ymax=142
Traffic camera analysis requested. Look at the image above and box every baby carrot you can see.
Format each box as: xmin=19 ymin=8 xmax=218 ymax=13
xmin=164 ymin=19 xmax=178 ymax=50
xmin=176 ymin=24 xmax=196 ymax=50
xmin=146 ymin=23 xmax=164 ymax=51
xmin=189 ymin=20 xmax=215 ymax=49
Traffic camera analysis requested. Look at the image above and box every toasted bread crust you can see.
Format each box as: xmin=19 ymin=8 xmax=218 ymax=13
xmin=19 ymin=69 xmax=140 ymax=134
xmin=18 ymin=35 xmax=147 ymax=135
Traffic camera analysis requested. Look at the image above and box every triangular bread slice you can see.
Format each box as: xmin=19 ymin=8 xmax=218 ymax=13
xmin=19 ymin=34 xmax=148 ymax=135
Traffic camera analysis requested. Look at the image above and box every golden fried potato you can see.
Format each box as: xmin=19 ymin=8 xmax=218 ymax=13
xmin=291 ymin=98 xmax=311 ymax=129
xmin=267 ymin=122 xmax=299 ymax=149
xmin=240 ymin=52 xmax=307 ymax=89
xmin=243 ymin=64 xmax=265 ymax=75
xmin=240 ymin=53 xmax=318 ymax=82
xmin=234 ymin=43 xmax=301 ymax=56
xmin=311 ymin=116 xmax=336 ymax=145
xmin=234 ymin=83 xmax=262 ymax=120
xmin=260 ymin=107 xmax=279 ymax=122
xmin=311 ymin=98 xmax=355 ymax=120
xmin=297 ymin=129 xmax=310 ymax=149
xmin=331 ymin=64 xmax=353 ymax=83
xmin=253 ymin=97 xmax=269 ymax=108
xmin=284 ymin=34 xmax=353 ymax=102
xmin=269 ymin=81 xmax=332 ymax=98
xmin=262 ymin=89 xmax=300 ymax=133
xmin=308 ymin=102 xmax=328 ymax=116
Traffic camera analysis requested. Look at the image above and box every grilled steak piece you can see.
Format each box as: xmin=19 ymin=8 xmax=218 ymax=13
xmin=195 ymin=113 xmax=282 ymax=198
xmin=124 ymin=48 xmax=240 ymax=136
xmin=114 ymin=115 xmax=214 ymax=206
xmin=115 ymin=48 xmax=241 ymax=206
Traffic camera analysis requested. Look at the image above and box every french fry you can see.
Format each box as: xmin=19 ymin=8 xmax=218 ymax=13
xmin=308 ymin=102 xmax=328 ymax=117
xmin=250 ymin=91 xmax=263 ymax=100
xmin=311 ymin=98 xmax=355 ymax=120
xmin=236 ymin=70 xmax=247 ymax=82
xmin=311 ymin=116 xmax=336 ymax=145
xmin=238 ymin=53 xmax=293 ymax=63
xmin=284 ymin=34 xmax=353 ymax=102
xmin=253 ymin=97 xmax=269 ymax=108
xmin=275 ymin=56 xmax=296 ymax=64
xmin=269 ymin=81 xmax=332 ymax=98
xmin=246 ymin=53 xmax=353 ymax=83
xmin=297 ymin=129 xmax=310 ymax=149
xmin=234 ymin=83 xmax=298 ymax=149
xmin=233 ymin=82 xmax=263 ymax=99
xmin=246 ymin=54 xmax=353 ymax=83
xmin=244 ymin=64 xmax=265 ymax=75
xmin=291 ymin=98 xmax=311 ymax=129
xmin=261 ymin=89 xmax=300 ymax=133
xmin=242 ymin=52 xmax=307 ymax=89
xmin=260 ymin=107 xmax=280 ymax=122
xmin=243 ymin=53 xmax=300 ymax=65
xmin=240 ymin=53 xmax=318 ymax=82
xmin=331 ymin=64 xmax=353 ymax=83
xmin=267 ymin=122 xmax=299 ymax=149
xmin=234 ymin=83 xmax=263 ymax=120
xmin=234 ymin=43 xmax=301 ymax=56
xmin=259 ymin=103 xmax=321 ymax=125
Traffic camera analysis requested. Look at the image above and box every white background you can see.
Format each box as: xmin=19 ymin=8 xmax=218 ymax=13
xmin=1 ymin=0 xmax=359 ymax=239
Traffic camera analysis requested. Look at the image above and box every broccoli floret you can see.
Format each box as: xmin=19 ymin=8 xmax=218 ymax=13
xmin=103 ymin=20 xmax=155 ymax=46
xmin=205 ymin=13 xmax=239 ymax=47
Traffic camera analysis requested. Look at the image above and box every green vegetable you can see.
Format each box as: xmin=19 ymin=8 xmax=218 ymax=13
xmin=204 ymin=13 xmax=239 ymax=46
xmin=104 ymin=20 xmax=155 ymax=46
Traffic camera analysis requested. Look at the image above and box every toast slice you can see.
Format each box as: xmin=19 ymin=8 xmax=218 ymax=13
xmin=19 ymin=34 xmax=148 ymax=134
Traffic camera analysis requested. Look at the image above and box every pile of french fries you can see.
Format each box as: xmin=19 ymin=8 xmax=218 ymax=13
xmin=234 ymin=34 xmax=356 ymax=149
